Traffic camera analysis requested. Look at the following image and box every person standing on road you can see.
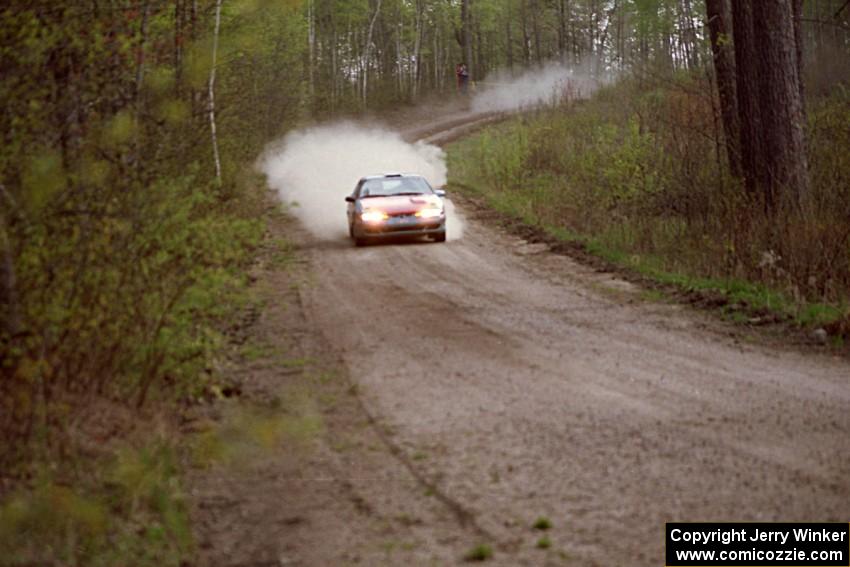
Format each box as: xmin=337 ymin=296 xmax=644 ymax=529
xmin=456 ymin=62 xmax=470 ymax=94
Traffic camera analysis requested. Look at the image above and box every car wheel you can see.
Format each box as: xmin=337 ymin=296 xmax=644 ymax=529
xmin=354 ymin=236 xmax=367 ymax=247
xmin=432 ymin=231 xmax=446 ymax=243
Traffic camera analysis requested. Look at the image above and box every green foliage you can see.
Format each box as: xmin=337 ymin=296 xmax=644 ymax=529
xmin=0 ymin=9 xmax=306 ymax=565
xmin=532 ymin=516 xmax=552 ymax=530
xmin=448 ymin=77 xmax=850 ymax=328
xmin=192 ymin=403 xmax=323 ymax=468
xmin=0 ymin=0 xmax=307 ymax=469
xmin=0 ymin=440 xmax=190 ymax=567
xmin=536 ymin=536 xmax=552 ymax=549
xmin=464 ymin=543 xmax=494 ymax=561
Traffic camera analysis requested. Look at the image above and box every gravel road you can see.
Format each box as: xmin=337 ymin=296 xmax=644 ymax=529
xmin=192 ymin=112 xmax=850 ymax=567
xmin=294 ymin=120 xmax=850 ymax=566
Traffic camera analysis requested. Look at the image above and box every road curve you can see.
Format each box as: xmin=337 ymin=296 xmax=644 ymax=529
xmin=296 ymin=121 xmax=850 ymax=566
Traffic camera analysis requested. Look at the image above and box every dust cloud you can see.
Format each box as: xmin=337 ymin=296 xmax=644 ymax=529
xmin=260 ymin=122 xmax=463 ymax=241
xmin=471 ymin=62 xmax=603 ymax=113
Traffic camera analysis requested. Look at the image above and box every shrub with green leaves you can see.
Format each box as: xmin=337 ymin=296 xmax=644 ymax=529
xmin=0 ymin=440 xmax=191 ymax=567
xmin=0 ymin=0 xmax=302 ymax=469
xmin=449 ymin=76 xmax=850 ymax=327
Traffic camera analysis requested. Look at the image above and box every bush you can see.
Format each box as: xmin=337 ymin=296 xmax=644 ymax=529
xmin=0 ymin=440 xmax=191 ymax=567
xmin=449 ymin=75 xmax=850 ymax=324
xmin=0 ymin=0 xmax=299 ymax=472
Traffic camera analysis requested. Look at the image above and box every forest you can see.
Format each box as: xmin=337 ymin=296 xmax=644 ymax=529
xmin=1 ymin=0 xmax=849 ymax=564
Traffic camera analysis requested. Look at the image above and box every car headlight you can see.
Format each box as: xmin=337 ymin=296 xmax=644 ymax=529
xmin=415 ymin=208 xmax=444 ymax=219
xmin=361 ymin=210 xmax=389 ymax=223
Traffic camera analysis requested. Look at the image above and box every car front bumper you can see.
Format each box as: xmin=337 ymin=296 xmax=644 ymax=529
xmin=353 ymin=216 xmax=445 ymax=239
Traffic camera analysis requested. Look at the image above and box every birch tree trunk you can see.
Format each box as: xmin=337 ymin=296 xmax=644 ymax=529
xmin=596 ymin=1 xmax=617 ymax=76
xmin=332 ymin=28 xmax=338 ymax=110
xmin=308 ymin=0 xmax=315 ymax=99
xmin=557 ymin=0 xmax=567 ymax=64
xmin=433 ymin=25 xmax=440 ymax=89
xmin=412 ymin=0 xmax=422 ymax=97
xmin=209 ymin=0 xmax=222 ymax=182
xmin=362 ymin=0 xmax=382 ymax=103
xmin=396 ymin=20 xmax=403 ymax=96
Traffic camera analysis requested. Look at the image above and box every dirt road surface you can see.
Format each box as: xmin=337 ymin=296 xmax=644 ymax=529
xmin=191 ymin=112 xmax=850 ymax=567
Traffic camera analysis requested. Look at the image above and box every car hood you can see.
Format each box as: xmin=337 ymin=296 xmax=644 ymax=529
xmin=360 ymin=195 xmax=442 ymax=214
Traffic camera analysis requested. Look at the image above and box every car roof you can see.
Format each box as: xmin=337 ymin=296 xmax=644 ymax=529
xmin=359 ymin=173 xmax=423 ymax=181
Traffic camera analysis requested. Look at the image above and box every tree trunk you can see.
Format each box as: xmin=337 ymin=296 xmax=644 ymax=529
xmin=433 ymin=25 xmax=440 ymax=89
xmin=572 ymin=10 xmax=579 ymax=63
xmin=506 ymin=16 xmax=514 ymax=70
xmin=396 ymin=19 xmax=403 ymax=97
xmin=531 ymin=0 xmax=542 ymax=65
xmin=557 ymin=0 xmax=567 ymax=63
xmin=792 ymin=0 xmax=805 ymax=109
xmin=521 ymin=0 xmax=531 ymax=64
xmin=0 ymin=186 xmax=19 ymax=339
xmin=476 ymin=21 xmax=485 ymax=77
xmin=413 ymin=0 xmax=422 ymax=97
xmin=208 ymin=0 xmax=222 ymax=182
xmin=681 ymin=0 xmax=699 ymax=68
xmin=461 ymin=0 xmax=474 ymax=78
xmin=332 ymin=28 xmax=338 ymax=110
xmin=705 ymin=0 xmax=741 ymax=175
xmin=135 ymin=0 xmax=151 ymax=100
xmin=751 ymin=0 xmax=809 ymax=209
xmin=362 ymin=0 xmax=382 ymax=103
xmin=308 ymin=0 xmax=315 ymax=99
xmin=730 ymin=0 xmax=764 ymax=195
xmin=596 ymin=1 xmax=617 ymax=76
xmin=174 ymin=0 xmax=183 ymax=90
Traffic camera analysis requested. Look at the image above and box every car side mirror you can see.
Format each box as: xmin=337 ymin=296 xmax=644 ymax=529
xmin=435 ymin=188 xmax=446 ymax=198
xmin=345 ymin=196 xmax=355 ymax=203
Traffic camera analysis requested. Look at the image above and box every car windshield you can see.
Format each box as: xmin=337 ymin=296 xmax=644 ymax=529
xmin=360 ymin=176 xmax=433 ymax=198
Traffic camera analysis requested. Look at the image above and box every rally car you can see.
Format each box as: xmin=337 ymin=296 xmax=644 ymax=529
xmin=345 ymin=173 xmax=447 ymax=246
